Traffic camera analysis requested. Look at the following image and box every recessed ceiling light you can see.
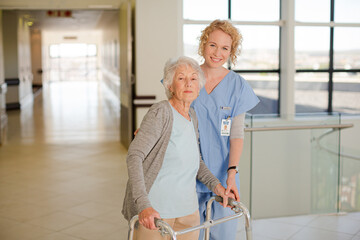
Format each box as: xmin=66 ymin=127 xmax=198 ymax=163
xmin=88 ymin=5 xmax=113 ymax=9
xmin=63 ymin=36 xmax=78 ymax=40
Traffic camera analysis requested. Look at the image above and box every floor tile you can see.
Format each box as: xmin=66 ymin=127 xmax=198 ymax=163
xmin=289 ymin=227 xmax=353 ymax=240
xmin=36 ymin=232 xmax=83 ymax=240
xmin=27 ymin=211 xmax=88 ymax=231
xmin=61 ymin=219 xmax=120 ymax=240
xmin=308 ymin=214 xmax=360 ymax=235
xmin=348 ymin=211 xmax=360 ymax=221
xmin=29 ymin=194 xmax=89 ymax=211
xmin=252 ymin=219 xmax=303 ymax=239
xmin=0 ymin=222 xmax=52 ymax=240
xmin=0 ymin=202 xmax=56 ymax=222
xmin=65 ymin=201 xmax=119 ymax=218
xmin=269 ymin=214 xmax=318 ymax=226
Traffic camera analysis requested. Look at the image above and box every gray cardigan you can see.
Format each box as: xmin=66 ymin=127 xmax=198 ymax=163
xmin=122 ymin=100 xmax=220 ymax=221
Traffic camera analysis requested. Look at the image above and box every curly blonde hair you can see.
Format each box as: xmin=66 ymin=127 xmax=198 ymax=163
xmin=198 ymin=19 xmax=242 ymax=65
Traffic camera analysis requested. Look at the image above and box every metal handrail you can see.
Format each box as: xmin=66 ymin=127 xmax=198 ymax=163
xmin=244 ymin=123 xmax=353 ymax=132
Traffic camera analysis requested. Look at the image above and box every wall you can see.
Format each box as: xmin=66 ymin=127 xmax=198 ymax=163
xmin=135 ymin=0 xmax=183 ymax=128
xmin=0 ymin=10 xmax=4 ymax=85
xmin=119 ymin=1 xmax=133 ymax=147
xmin=0 ymin=10 xmax=8 ymax=145
xmin=2 ymin=11 xmax=18 ymax=79
xmin=17 ymin=16 xmax=33 ymax=104
xmin=97 ymin=10 xmax=120 ymax=101
xmin=2 ymin=11 xmax=33 ymax=109
xmin=31 ymin=29 xmax=42 ymax=85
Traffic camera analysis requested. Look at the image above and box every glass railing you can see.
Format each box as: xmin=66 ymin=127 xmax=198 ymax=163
xmin=240 ymin=113 xmax=358 ymax=219
xmin=339 ymin=144 xmax=360 ymax=213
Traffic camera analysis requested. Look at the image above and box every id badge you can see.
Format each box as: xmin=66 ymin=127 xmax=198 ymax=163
xmin=221 ymin=118 xmax=231 ymax=136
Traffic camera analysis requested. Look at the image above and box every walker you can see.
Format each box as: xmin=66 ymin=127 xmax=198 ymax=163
xmin=128 ymin=196 xmax=252 ymax=240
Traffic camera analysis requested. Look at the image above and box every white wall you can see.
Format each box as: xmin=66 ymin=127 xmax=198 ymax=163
xmin=31 ymin=29 xmax=42 ymax=85
xmin=135 ymin=0 xmax=183 ymax=127
xmin=17 ymin=17 xmax=33 ymax=104
xmin=0 ymin=10 xmax=4 ymax=85
xmin=98 ymin=10 xmax=120 ymax=101
xmin=2 ymin=11 xmax=33 ymax=107
xmin=3 ymin=11 xmax=19 ymax=79
xmin=0 ymin=10 xmax=7 ymax=145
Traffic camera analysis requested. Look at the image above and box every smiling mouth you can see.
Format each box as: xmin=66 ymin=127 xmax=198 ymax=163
xmin=211 ymin=57 xmax=222 ymax=63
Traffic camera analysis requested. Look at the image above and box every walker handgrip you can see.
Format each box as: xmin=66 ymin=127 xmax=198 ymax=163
xmin=154 ymin=217 xmax=162 ymax=228
xmin=215 ymin=195 xmax=237 ymax=207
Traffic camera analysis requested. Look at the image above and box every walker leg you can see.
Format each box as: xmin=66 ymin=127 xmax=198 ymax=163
xmin=204 ymin=197 xmax=216 ymax=240
xmin=238 ymin=202 xmax=252 ymax=240
xmin=128 ymin=216 xmax=138 ymax=240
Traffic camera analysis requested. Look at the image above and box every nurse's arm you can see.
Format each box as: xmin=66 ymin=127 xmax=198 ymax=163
xmin=226 ymin=138 xmax=242 ymax=201
xmin=225 ymin=113 xmax=246 ymax=201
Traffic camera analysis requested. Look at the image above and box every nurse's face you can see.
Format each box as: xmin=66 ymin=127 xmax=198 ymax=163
xmin=169 ymin=65 xmax=200 ymax=104
xmin=203 ymin=29 xmax=232 ymax=68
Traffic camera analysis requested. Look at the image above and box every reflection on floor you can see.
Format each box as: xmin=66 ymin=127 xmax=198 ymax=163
xmin=0 ymin=81 xmax=359 ymax=240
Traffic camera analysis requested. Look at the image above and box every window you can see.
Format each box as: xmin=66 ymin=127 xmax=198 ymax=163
xmin=334 ymin=0 xmax=360 ymax=23
xmin=295 ymin=0 xmax=360 ymax=114
xmin=49 ymin=44 xmax=97 ymax=58
xmin=183 ymin=0 xmax=360 ymax=115
xmin=48 ymin=43 xmax=98 ymax=81
xmin=295 ymin=27 xmax=330 ymax=70
xmin=295 ymin=0 xmax=330 ymax=23
xmin=231 ymin=0 xmax=279 ymax=22
xmin=183 ymin=0 xmax=281 ymax=114
xmin=183 ymin=0 xmax=228 ymax=20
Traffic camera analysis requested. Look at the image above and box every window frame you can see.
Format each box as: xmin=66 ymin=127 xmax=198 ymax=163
xmin=183 ymin=0 xmax=360 ymax=115
xmin=295 ymin=0 xmax=360 ymax=113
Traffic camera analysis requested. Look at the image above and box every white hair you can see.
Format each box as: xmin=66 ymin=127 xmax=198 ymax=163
xmin=162 ymin=56 xmax=206 ymax=99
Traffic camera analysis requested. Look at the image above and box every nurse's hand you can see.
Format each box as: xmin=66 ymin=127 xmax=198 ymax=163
xmin=214 ymin=184 xmax=235 ymax=208
xmin=226 ymin=171 xmax=240 ymax=202
xmin=139 ymin=207 xmax=161 ymax=230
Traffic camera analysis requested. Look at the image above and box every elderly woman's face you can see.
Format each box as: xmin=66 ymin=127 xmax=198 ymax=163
xmin=169 ymin=64 xmax=200 ymax=104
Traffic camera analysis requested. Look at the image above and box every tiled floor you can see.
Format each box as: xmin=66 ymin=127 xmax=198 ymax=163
xmin=0 ymin=80 xmax=359 ymax=240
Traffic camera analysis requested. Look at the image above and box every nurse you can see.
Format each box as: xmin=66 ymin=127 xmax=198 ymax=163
xmin=191 ymin=19 xmax=259 ymax=240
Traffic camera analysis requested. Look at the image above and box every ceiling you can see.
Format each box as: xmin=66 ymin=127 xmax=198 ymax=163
xmin=0 ymin=0 xmax=124 ymax=31
xmin=19 ymin=10 xmax=114 ymax=31
xmin=0 ymin=0 xmax=125 ymax=10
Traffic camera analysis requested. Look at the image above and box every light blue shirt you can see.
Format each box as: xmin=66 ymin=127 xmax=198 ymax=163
xmin=148 ymin=103 xmax=200 ymax=218
xmin=192 ymin=71 xmax=260 ymax=193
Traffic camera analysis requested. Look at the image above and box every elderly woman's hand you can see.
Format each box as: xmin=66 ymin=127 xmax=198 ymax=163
xmin=214 ymin=184 xmax=237 ymax=208
xmin=139 ymin=207 xmax=161 ymax=230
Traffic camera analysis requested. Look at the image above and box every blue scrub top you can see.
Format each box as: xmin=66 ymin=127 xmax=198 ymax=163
xmin=191 ymin=70 xmax=259 ymax=193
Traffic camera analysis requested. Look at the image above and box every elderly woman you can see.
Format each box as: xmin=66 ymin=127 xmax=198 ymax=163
xmin=122 ymin=56 xmax=230 ymax=240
